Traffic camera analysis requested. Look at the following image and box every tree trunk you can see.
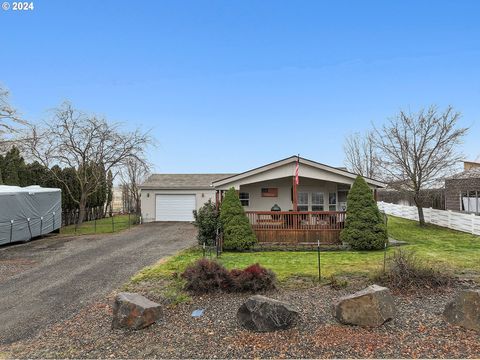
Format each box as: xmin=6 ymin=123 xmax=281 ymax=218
xmin=78 ymin=193 xmax=87 ymax=225
xmin=413 ymin=192 xmax=426 ymax=227
xmin=416 ymin=205 xmax=425 ymax=226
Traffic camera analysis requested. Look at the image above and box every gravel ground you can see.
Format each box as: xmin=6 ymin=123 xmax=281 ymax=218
xmin=2 ymin=279 xmax=479 ymax=359
xmin=0 ymin=222 xmax=196 ymax=345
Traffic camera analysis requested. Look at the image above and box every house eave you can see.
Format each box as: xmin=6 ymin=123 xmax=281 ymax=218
xmin=211 ymin=155 xmax=386 ymax=188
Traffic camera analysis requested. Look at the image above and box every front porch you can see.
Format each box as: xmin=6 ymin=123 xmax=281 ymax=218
xmin=246 ymin=210 xmax=346 ymax=245
xmin=211 ymin=156 xmax=385 ymax=246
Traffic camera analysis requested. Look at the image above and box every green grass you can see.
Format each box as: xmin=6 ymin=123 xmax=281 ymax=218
xmin=60 ymin=214 xmax=138 ymax=235
xmin=131 ymin=216 xmax=480 ymax=285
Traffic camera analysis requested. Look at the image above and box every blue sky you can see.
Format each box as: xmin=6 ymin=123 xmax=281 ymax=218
xmin=1 ymin=0 xmax=479 ymax=173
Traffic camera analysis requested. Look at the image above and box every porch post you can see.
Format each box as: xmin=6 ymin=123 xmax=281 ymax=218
xmin=292 ymin=176 xmax=298 ymax=211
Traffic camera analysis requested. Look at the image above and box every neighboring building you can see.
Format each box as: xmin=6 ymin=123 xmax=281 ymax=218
xmin=139 ymin=155 xmax=385 ymax=223
xmin=445 ymin=159 xmax=480 ymax=214
xmin=377 ymin=188 xmax=446 ymax=210
xmin=111 ymin=186 xmax=124 ymax=213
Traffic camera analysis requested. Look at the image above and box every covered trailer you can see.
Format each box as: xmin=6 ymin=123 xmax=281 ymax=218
xmin=0 ymin=185 xmax=61 ymax=245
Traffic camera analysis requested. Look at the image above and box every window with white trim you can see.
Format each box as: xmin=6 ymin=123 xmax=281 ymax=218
xmin=239 ymin=192 xmax=249 ymax=206
xmin=328 ymin=192 xmax=337 ymax=211
xmin=311 ymin=192 xmax=324 ymax=211
xmin=297 ymin=192 xmax=308 ymax=211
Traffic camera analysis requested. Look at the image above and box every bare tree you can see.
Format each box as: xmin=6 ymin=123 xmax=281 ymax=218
xmin=26 ymin=102 xmax=151 ymax=224
xmin=0 ymin=86 xmax=28 ymax=151
xmin=343 ymin=131 xmax=381 ymax=179
xmin=373 ymin=105 xmax=468 ymax=226
xmin=119 ymin=156 xmax=151 ymax=215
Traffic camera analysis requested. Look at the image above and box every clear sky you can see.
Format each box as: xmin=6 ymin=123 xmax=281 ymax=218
xmin=1 ymin=0 xmax=479 ymax=173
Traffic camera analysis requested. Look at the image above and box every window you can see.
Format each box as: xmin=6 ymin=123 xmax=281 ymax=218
xmin=329 ymin=192 xmax=337 ymax=211
xmin=311 ymin=192 xmax=324 ymax=211
xmin=239 ymin=192 xmax=249 ymax=206
xmin=297 ymin=192 xmax=308 ymax=211
xmin=261 ymin=187 xmax=278 ymax=197
xmin=461 ymin=190 xmax=479 ymax=214
xmin=338 ymin=190 xmax=349 ymax=211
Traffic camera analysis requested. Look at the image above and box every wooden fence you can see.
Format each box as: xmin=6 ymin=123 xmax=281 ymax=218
xmin=377 ymin=201 xmax=480 ymax=236
xmin=246 ymin=211 xmax=346 ymax=245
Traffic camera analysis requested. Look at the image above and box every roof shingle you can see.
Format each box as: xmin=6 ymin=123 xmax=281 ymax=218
xmin=447 ymin=167 xmax=480 ymax=180
xmin=140 ymin=174 xmax=236 ymax=189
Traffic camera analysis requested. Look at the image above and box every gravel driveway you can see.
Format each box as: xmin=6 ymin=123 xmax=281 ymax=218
xmin=0 ymin=222 xmax=196 ymax=345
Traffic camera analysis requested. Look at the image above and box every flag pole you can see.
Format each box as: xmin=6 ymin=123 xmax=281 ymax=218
xmin=293 ymin=154 xmax=299 ymax=211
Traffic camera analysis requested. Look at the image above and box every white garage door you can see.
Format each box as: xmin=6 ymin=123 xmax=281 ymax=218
xmin=155 ymin=194 xmax=196 ymax=221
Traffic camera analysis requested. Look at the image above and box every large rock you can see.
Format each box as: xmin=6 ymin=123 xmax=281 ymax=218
xmin=112 ymin=292 xmax=162 ymax=330
xmin=334 ymin=284 xmax=395 ymax=327
xmin=443 ymin=289 xmax=480 ymax=331
xmin=237 ymin=295 xmax=300 ymax=332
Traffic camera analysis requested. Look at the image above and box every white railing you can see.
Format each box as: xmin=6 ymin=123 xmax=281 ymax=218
xmin=377 ymin=201 xmax=480 ymax=236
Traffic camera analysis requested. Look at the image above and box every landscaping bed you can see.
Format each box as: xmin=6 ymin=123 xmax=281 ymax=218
xmin=2 ymin=216 xmax=479 ymax=358
xmin=2 ymin=278 xmax=479 ymax=359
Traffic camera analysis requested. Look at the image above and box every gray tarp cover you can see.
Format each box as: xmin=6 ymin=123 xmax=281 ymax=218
xmin=0 ymin=185 xmax=61 ymax=245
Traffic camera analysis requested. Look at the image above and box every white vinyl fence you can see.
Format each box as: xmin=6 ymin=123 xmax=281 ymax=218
xmin=377 ymin=201 xmax=480 ymax=236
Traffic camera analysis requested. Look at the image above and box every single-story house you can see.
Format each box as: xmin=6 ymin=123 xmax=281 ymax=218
xmin=140 ymin=156 xmax=385 ymax=244
xmin=445 ymin=159 xmax=480 ymax=214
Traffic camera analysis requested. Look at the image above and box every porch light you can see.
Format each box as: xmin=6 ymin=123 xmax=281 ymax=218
xmin=271 ymin=204 xmax=281 ymax=211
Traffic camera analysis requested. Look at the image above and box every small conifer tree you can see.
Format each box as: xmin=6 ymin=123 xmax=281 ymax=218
xmin=340 ymin=176 xmax=387 ymax=250
xmin=220 ymin=187 xmax=257 ymax=250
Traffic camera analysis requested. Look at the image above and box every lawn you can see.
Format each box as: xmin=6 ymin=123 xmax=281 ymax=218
xmin=61 ymin=214 xmax=138 ymax=235
xmin=132 ymin=216 xmax=480 ymax=284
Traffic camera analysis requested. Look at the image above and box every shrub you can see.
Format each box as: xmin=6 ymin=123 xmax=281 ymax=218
xmin=181 ymin=258 xmax=231 ymax=293
xmin=230 ymin=263 xmax=276 ymax=292
xmin=193 ymin=200 xmax=220 ymax=246
xmin=220 ymin=187 xmax=257 ymax=250
xmin=181 ymin=259 xmax=276 ymax=294
xmin=375 ymin=249 xmax=452 ymax=289
xmin=340 ymin=176 xmax=387 ymax=250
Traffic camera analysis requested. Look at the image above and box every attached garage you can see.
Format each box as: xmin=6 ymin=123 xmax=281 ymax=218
xmin=140 ymin=173 xmax=235 ymax=223
xmin=155 ymin=194 xmax=196 ymax=221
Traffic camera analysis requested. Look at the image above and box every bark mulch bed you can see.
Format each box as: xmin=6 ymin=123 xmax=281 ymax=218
xmin=1 ymin=280 xmax=479 ymax=359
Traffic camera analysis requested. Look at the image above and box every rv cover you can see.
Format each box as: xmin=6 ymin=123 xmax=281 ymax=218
xmin=0 ymin=185 xmax=61 ymax=245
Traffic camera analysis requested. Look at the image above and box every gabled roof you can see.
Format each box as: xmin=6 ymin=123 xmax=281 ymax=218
xmin=212 ymin=155 xmax=386 ymax=188
xmin=140 ymin=173 xmax=235 ymax=190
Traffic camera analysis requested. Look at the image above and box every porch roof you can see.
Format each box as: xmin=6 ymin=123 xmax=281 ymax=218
xmin=212 ymin=155 xmax=386 ymax=189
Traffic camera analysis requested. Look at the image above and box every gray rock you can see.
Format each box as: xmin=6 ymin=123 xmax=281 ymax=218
xmin=443 ymin=289 xmax=480 ymax=331
xmin=237 ymin=295 xmax=299 ymax=332
xmin=334 ymin=284 xmax=396 ymax=327
xmin=112 ymin=292 xmax=162 ymax=330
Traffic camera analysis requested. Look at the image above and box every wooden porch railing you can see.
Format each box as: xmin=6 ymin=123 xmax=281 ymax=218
xmin=245 ymin=211 xmax=346 ymax=245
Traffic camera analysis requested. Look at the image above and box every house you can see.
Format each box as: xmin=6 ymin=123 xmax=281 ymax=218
xmin=445 ymin=158 xmax=480 ymax=214
xmin=140 ymin=156 xmax=385 ymax=244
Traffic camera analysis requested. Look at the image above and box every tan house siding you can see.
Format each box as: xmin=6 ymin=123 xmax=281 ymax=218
xmin=464 ymin=161 xmax=480 ymax=171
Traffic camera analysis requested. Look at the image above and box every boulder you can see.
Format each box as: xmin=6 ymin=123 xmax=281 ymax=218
xmin=443 ymin=289 xmax=480 ymax=331
xmin=334 ymin=284 xmax=395 ymax=327
xmin=237 ymin=295 xmax=299 ymax=332
xmin=112 ymin=292 xmax=162 ymax=330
